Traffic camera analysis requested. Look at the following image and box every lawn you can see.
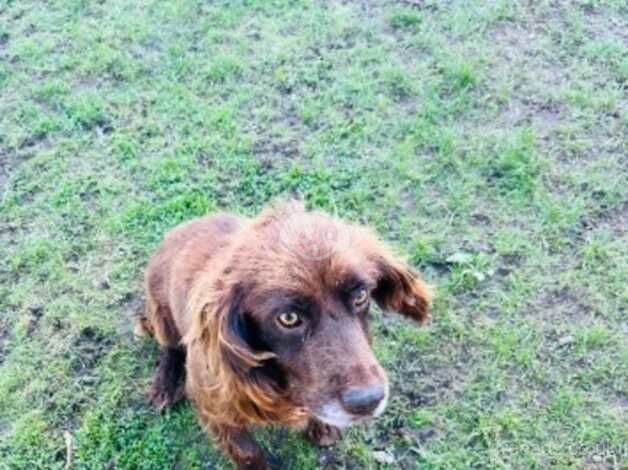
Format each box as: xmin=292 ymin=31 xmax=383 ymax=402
xmin=0 ymin=0 xmax=626 ymax=468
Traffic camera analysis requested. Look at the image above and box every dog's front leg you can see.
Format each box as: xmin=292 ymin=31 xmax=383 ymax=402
xmin=212 ymin=424 xmax=267 ymax=470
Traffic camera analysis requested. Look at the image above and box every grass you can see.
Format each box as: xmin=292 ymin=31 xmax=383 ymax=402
xmin=1 ymin=0 xmax=627 ymax=468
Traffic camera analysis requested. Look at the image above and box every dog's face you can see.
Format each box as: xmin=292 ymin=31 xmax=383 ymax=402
xmin=213 ymin=204 xmax=430 ymax=427
xmin=238 ymin=259 xmax=389 ymax=428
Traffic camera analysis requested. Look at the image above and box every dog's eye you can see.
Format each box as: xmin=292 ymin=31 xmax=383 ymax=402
xmin=277 ymin=312 xmax=302 ymax=328
xmin=353 ymin=288 xmax=369 ymax=307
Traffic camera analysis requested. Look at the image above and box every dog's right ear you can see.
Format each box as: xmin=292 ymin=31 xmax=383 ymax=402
xmin=194 ymin=282 xmax=274 ymax=380
xmin=215 ymin=284 xmax=275 ymax=378
xmin=191 ymin=281 xmax=302 ymax=423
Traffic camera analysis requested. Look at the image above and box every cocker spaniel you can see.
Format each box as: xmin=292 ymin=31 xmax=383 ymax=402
xmin=137 ymin=201 xmax=431 ymax=469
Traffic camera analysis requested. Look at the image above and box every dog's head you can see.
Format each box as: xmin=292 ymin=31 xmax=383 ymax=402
xmin=191 ymin=202 xmax=431 ymax=427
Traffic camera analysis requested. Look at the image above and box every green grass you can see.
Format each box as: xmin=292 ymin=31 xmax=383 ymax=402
xmin=1 ymin=0 xmax=627 ymax=468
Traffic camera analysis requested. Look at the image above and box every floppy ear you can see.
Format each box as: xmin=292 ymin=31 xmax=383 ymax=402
xmin=192 ymin=281 xmax=302 ymax=423
xmin=207 ymin=283 xmax=276 ymax=382
xmin=367 ymin=242 xmax=432 ymax=325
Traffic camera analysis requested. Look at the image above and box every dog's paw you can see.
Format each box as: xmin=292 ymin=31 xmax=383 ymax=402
xmin=148 ymin=348 xmax=186 ymax=410
xmin=133 ymin=316 xmax=152 ymax=339
xmin=236 ymin=453 xmax=268 ymax=470
xmin=304 ymin=419 xmax=341 ymax=447
xmin=148 ymin=380 xmax=184 ymax=410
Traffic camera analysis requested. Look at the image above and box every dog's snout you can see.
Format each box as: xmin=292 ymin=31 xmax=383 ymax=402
xmin=340 ymin=384 xmax=385 ymax=416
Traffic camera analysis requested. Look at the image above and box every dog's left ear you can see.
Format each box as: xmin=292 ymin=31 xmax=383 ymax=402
xmin=362 ymin=238 xmax=432 ymax=325
xmin=216 ymin=284 xmax=275 ymax=381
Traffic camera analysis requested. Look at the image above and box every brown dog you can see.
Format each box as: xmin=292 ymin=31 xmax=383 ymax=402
xmin=138 ymin=201 xmax=431 ymax=469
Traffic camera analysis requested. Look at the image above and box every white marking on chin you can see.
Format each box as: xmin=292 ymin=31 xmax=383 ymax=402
xmin=373 ymin=382 xmax=390 ymax=418
xmin=316 ymin=401 xmax=355 ymax=429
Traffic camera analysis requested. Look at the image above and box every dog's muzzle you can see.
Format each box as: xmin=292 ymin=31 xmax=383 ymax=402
xmin=315 ymin=382 xmax=389 ymax=428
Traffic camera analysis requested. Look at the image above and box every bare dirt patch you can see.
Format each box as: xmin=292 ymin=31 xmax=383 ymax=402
xmin=488 ymin=22 xmax=568 ymax=139
xmin=252 ymin=135 xmax=302 ymax=167
xmin=0 ymin=323 xmax=10 ymax=366
xmin=25 ymin=305 xmax=44 ymax=336
xmin=392 ymin=352 xmax=470 ymax=410
xmin=71 ymin=326 xmax=113 ymax=379
xmin=0 ymin=148 xmax=11 ymax=194
xmin=117 ymin=292 xmax=145 ymax=338
xmin=579 ymin=201 xmax=628 ymax=238
xmin=541 ymin=286 xmax=594 ymax=324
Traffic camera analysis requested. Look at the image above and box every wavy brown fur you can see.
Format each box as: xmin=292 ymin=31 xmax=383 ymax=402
xmin=185 ymin=292 xmax=307 ymax=428
xmin=139 ymin=201 xmax=431 ymax=469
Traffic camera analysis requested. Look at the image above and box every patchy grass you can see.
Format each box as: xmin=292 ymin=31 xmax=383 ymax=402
xmin=1 ymin=0 xmax=627 ymax=468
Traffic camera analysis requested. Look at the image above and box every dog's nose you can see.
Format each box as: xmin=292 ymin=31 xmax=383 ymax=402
xmin=340 ymin=384 xmax=385 ymax=416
